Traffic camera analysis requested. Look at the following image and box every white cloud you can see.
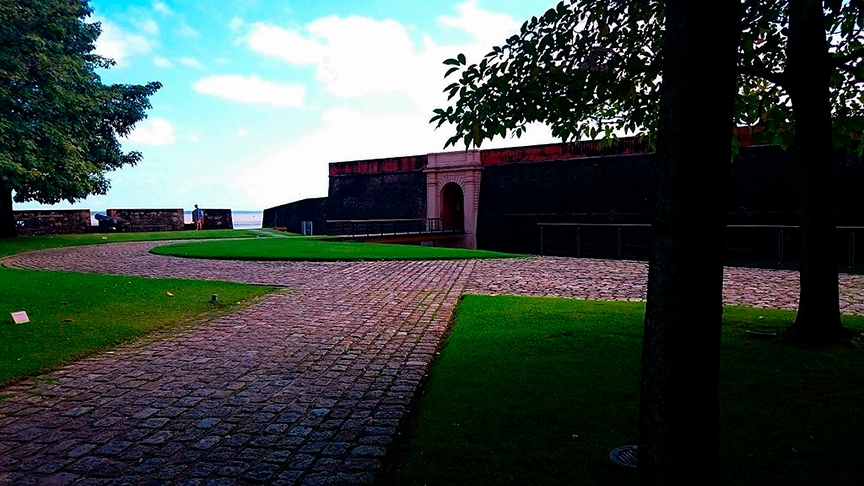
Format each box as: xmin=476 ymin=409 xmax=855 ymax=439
xmin=189 ymin=134 xmax=201 ymax=143
xmin=243 ymin=3 xmax=525 ymax=108
xmin=247 ymin=23 xmax=325 ymax=65
xmin=193 ymin=74 xmax=306 ymax=108
xmin=438 ymin=0 xmax=520 ymax=46
xmin=238 ymin=128 xmax=248 ymax=138
xmin=177 ymin=22 xmax=201 ymax=38
xmin=153 ymin=56 xmax=173 ymax=68
xmin=136 ymin=18 xmax=160 ymax=36
xmin=94 ymin=20 xmax=155 ymax=65
xmin=123 ymin=117 xmax=176 ymax=146
xmin=152 ymin=1 xmax=171 ymax=15
xmin=246 ymin=16 xmax=440 ymax=103
xmin=179 ymin=57 xmax=205 ymax=69
xmin=229 ymin=17 xmax=245 ymax=32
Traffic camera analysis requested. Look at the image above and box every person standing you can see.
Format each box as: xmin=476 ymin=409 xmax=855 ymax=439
xmin=192 ymin=204 xmax=205 ymax=230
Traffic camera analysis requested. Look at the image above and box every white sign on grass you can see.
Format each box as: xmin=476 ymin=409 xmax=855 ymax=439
xmin=11 ymin=311 xmax=29 ymax=324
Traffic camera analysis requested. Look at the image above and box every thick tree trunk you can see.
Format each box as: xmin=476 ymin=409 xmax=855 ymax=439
xmin=785 ymin=0 xmax=846 ymax=343
xmin=637 ymin=1 xmax=739 ymax=485
xmin=0 ymin=185 xmax=16 ymax=239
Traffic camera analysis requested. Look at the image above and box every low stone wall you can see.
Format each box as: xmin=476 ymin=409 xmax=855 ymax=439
xmin=107 ymin=208 xmax=184 ymax=232
xmin=201 ymin=209 xmax=233 ymax=229
xmin=13 ymin=209 xmax=91 ymax=235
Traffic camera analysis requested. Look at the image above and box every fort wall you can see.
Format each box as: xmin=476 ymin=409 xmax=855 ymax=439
xmin=12 ymin=209 xmax=91 ymax=235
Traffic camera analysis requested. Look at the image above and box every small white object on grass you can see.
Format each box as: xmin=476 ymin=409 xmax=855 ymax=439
xmin=11 ymin=311 xmax=29 ymax=324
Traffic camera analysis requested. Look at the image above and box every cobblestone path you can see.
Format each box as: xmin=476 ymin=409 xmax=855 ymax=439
xmin=1 ymin=243 xmax=863 ymax=485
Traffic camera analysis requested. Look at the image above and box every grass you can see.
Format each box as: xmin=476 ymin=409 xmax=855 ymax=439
xmin=0 ymin=229 xmax=265 ymax=258
xmin=151 ymin=236 xmax=521 ymax=261
xmin=0 ymin=230 xmax=278 ymax=386
xmin=383 ymin=295 xmax=864 ymax=486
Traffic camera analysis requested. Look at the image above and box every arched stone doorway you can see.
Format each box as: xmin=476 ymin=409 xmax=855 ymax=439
xmin=425 ymin=150 xmax=481 ymax=248
xmin=441 ymin=182 xmax=464 ymax=230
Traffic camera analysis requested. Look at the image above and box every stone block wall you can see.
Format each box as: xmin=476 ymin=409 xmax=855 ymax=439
xmin=107 ymin=209 xmax=184 ymax=232
xmin=263 ymin=197 xmax=327 ymax=234
xmin=327 ymin=171 xmax=427 ymax=222
xmin=475 ymin=145 xmax=864 ymax=258
xmin=12 ymin=209 xmax=91 ymax=235
xmin=201 ymin=209 xmax=233 ymax=229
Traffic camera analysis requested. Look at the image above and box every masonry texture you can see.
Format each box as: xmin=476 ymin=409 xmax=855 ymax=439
xmin=2 ymin=243 xmax=864 ymax=485
xmin=201 ymin=209 xmax=234 ymax=230
xmin=107 ymin=209 xmax=185 ymax=232
xmin=12 ymin=210 xmax=91 ymax=235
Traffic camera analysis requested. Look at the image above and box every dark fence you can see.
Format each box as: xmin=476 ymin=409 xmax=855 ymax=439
xmin=538 ymin=223 xmax=864 ymax=274
xmin=326 ymin=218 xmax=462 ymax=237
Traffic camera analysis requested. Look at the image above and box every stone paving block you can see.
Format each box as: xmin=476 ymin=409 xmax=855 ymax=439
xmin=243 ymin=462 xmax=281 ymax=482
xmin=212 ymin=459 xmax=250 ymax=478
xmin=2 ymin=242 xmax=856 ymax=484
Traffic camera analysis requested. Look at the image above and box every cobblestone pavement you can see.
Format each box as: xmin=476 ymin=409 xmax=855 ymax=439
xmin=2 ymin=243 xmax=863 ymax=485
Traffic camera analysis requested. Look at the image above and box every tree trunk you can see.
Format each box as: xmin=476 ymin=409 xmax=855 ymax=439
xmin=0 ymin=184 xmax=16 ymax=239
xmin=637 ymin=1 xmax=739 ymax=485
xmin=785 ymin=0 xmax=846 ymax=343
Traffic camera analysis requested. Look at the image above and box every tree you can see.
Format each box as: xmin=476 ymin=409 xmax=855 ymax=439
xmin=431 ymin=0 xmax=864 ymax=344
xmin=636 ymin=3 xmax=739 ymax=482
xmin=0 ymin=0 xmax=161 ymax=238
xmin=738 ymin=0 xmax=862 ymax=342
xmin=434 ymin=1 xmax=739 ymax=482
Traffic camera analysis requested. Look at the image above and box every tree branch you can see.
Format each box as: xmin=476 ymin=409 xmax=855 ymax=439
xmin=737 ymin=64 xmax=787 ymax=86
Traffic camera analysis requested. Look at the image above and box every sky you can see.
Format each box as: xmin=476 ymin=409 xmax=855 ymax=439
xmin=19 ymin=0 xmax=561 ymax=212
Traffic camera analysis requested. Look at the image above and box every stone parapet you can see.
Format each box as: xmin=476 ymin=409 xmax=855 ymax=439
xmin=201 ymin=209 xmax=233 ymax=229
xmin=107 ymin=208 xmax=184 ymax=232
xmin=13 ymin=209 xmax=91 ymax=235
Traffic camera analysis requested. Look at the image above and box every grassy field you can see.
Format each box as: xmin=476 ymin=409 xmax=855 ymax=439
xmin=0 ymin=229 xmax=264 ymax=258
xmin=383 ymin=295 xmax=864 ymax=486
xmin=151 ymin=236 xmax=521 ymax=261
xmin=0 ymin=230 xmax=278 ymax=386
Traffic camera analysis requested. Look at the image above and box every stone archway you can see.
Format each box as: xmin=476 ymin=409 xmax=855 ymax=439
xmin=425 ymin=151 xmax=481 ymax=248
xmin=441 ymin=182 xmax=465 ymax=231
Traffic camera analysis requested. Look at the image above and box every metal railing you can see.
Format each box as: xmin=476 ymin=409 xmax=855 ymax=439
xmin=326 ymin=218 xmax=463 ymax=237
xmin=538 ymin=223 xmax=864 ymax=273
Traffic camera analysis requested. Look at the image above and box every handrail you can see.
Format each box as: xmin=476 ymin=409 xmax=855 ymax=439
xmin=326 ymin=218 xmax=464 ymax=237
xmin=537 ymin=222 xmax=863 ymax=272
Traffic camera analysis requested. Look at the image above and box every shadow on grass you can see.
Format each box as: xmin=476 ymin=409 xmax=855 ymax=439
xmin=380 ymin=296 xmax=864 ymax=486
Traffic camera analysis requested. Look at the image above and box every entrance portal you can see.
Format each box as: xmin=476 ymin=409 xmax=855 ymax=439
xmin=441 ymin=183 xmax=464 ymax=231
xmin=425 ymin=150 xmax=481 ymax=248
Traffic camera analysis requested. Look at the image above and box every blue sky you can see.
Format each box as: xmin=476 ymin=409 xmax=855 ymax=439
xmin=21 ymin=0 xmax=560 ymax=212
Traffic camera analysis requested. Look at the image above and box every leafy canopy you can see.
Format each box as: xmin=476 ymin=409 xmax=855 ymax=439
xmin=0 ymin=0 xmax=161 ymax=204
xmin=430 ymin=0 xmax=864 ymax=150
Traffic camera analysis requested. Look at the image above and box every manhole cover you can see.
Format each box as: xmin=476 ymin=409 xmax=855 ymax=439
xmin=609 ymin=445 xmax=638 ymax=469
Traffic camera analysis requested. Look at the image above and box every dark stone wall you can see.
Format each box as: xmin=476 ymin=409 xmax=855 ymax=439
xmin=263 ymin=197 xmax=327 ymax=235
xmin=13 ymin=210 xmax=91 ymax=235
xmin=326 ymin=171 xmax=426 ymax=222
xmin=202 ymin=209 xmax=233 ymax=230
xmin=476 ymin=145 xmax=864 ymax=255
xmin=477 ymin=153 xmax=654 ymax=253
xmin=726 ymin=145 xmax=800 ymax=225
xmin=107 ymin=209 xmax=184 ymax=232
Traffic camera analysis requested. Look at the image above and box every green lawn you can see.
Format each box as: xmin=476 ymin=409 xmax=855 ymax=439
xmin=383 ymin=296 xmax=864 ymax=486
xmin=0 ymin=230 xmax=278 ymax=386
xmin=0 ymin=229 xmax=264 ymax=258
xmin=151 ymin=236 xmax=521 ymax=261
